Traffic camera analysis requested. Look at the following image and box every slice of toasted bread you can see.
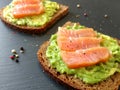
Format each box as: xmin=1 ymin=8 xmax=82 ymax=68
xmin=37 ymin=22 xmax=120 ymax=90
xmin=0 ymin=4 xmax=68 ymax=34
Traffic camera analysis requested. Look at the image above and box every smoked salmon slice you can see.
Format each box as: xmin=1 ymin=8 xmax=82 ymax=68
xmin=57 ymin=37 xmax=102 ymax=51
xmin=61 ymin=47 xmax=110 ymax=68
xmin=12 ymin=0 xmax=44 ymax=18
xmin=57 ymin=27 xmax=97 ymax=38
xmin=57 ymin=27 xmax=110 ymax=68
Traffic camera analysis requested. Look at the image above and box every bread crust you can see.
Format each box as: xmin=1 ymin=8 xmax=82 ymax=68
xmin=0 ymin=4 xmax=68 ymax=34
xmin=37 ymin=22 xmax=120 ymax=90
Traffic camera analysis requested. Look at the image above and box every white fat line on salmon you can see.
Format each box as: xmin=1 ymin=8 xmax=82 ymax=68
xmin=75 ymin=49 xmax=86 ymax=54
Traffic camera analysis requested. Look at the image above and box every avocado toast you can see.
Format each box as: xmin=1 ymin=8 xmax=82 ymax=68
xmin=37 ymin=21 xmax=120 ymax=90
xmin=0 ymin=0 xmax=68 ymax=34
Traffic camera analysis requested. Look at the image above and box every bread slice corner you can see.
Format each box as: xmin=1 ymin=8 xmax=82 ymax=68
xmin=0 ymin=4 xmax=68 ymax=34
xmin=37 ymin=21 xmax=120 ymax=90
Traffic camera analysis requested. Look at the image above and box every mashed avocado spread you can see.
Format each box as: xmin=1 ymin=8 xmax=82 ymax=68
xmin=3 ymin=0 xmax=59 ymax=27
xmin=46 ymin=23 xmax=120 ymax=84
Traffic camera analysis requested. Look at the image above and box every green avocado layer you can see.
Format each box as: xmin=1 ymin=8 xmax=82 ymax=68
xmin=46 ymin=23 xmax=120 ymax=84
xmin=3 ymin=0 xmax=59 ymax=27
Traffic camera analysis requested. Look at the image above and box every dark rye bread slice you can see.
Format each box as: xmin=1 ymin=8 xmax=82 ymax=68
xmin=37 ymin=22 xmax=120 ymax=90
xmin=0 ymin=4 xmax=68 ymax=34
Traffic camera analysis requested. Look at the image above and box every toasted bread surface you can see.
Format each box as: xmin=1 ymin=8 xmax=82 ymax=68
xmin=0 ymin=4 xmax=68 ymax=34
xmin=37 ymin=22 xmax=120 ymax=90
